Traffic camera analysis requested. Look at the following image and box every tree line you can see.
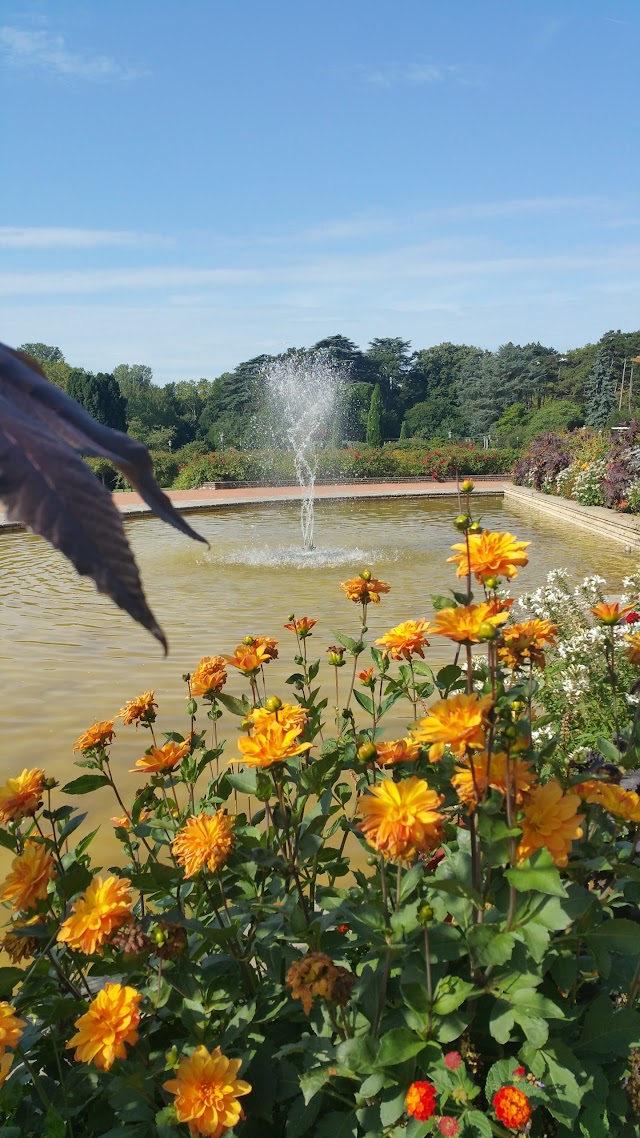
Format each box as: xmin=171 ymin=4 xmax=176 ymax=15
xmin=18 ymin=329 xmax=640 ymax=452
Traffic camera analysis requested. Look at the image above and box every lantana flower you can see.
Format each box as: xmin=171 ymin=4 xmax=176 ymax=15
xmin=67 ymin=983 xmax=142 ymax=1071
xmin=163 ymin=1044 xmax=251 ymax=1138
xmin=493 ymin=1085 xmax=532 ymax=1130
xmin=405 ymin=1080 xmax=437 ymax=1122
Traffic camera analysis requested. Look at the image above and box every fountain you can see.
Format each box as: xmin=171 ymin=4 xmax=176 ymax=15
xmin=262 ymin=350 xmax=342 ymax=551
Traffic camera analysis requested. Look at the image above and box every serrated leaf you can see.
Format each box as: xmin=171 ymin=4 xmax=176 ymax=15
xmin=505 ymin=849 xmax=567 ymax=897
xmin=460 ymin=1110 xmax=493 ymax=1137
xmin=585 ymin=918 xmax=640 ymax=955
xmin=431 ymin=594 xmax=457 ymax=612
xmin=216 ymin=691 xmax=251 ymax=717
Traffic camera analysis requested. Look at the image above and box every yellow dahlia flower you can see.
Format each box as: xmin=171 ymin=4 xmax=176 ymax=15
xmin=452 ymin=752 xmax=536 ymax=811
xmin=224 ymin=643 xmax=273 ymax=674
xmin=498 ymin=618 xmax=558 ymax=671
xmin=190 ymin=657 xmax=228 ymax=697
xmin=250 ymin=702 xmax=308 ymax=733
xmin=375 ymin=618 xmax=431 ymax=660
xmin=67 ymin=982 xmax=142 ymax=1071
xmin=448 ymin=531 xmax=530 ymax=583
xmin=375 ymin=738 xmax=422 ymax=766
xmin=0 ymin=1001 xmax=26 ymax=1054
xmin=164 ymin=1044 xmax=251 ymax=1137
xmin=578 ymin=779 xmax=640 ymax=823
xmin=411 ymin=692 xmax=493 ymax=761
xmin=73 ymin=720 xmax=115 ymax=752
xmin=518 ymin=780 xmax=584 ymax=867
xmin=0 ymin=768 xmax=45 ymax=823
xmin=237 ymin=721 xmax=312 ymax=769
xmin=130 ymin=739 xmax=190 ymax=774
xmin=57 ymin=875 xmax=133 ymax=955
xmin=357 ymin=776 xmax=444 ymax=861
xmin=0 ymin=841 xmax=55 ymax=912
xmin=430 ymin=602 xmax=509 ymax=643
xmin=172 ymin=812 xmax=235 ymax=877
xmin=118 ymin=690 xmax=157 ymax=725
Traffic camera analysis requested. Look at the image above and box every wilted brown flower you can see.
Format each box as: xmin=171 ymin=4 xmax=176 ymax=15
xmin=287 ymin=952 xmax=356 ymax=1015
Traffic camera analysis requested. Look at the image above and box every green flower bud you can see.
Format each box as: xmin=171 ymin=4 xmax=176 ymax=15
xmin=165 ymin=1045 xmax=179 ymax=1069
xmin=503 ymin=724 xmax=517 ymax=740
xmin=454 ymin=514 xmax=471 ymax=532
xmin=484 ymin=576 xmax=499 ymax=590
xmin=265 ymin=696 xmax=282 ymax=713
xmin=468 ymin=521 xmax=482 ymax=535
xmin=152 ymin=927 xmax=168 ymax=946
xmin=418 ymin=903 xmax=434 ymax=924
xmin=243 ymin=635 xmax=255 ymax=646
xmin=186 ymin=698 xmax=197 ymax=716
xmin=478 ymin=621 xmax=499 ymax=641
xmin=360 ymin=569 xmax=372 ymax=582
xmin=461 ymin=478 xmax=474 ymax=493
xmin=357 ymin=742 xmax=378 ymax=763
xmin=366 ymin=854 xmax=378 ymax=867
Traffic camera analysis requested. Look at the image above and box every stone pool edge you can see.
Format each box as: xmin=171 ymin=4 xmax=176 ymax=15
xmin=504 ymin=484 xmax=640 ymax=551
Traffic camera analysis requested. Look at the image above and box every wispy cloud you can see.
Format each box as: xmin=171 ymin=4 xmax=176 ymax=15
xmin=0 ymin=26 xmax=148 ymax=81
xmin=0 ymin=227 xmax=170 ymax=250
xmin=356 ymin=60 xmax=481 ymax=89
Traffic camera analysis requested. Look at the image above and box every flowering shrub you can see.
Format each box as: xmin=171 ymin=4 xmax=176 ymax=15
xmin=173 ymin=447 xmax=517 ymax=488
xmin=515 ymin=423 xmax=640 ymax=512
xmin=3 ymin=490 xmax=640 ymax=1134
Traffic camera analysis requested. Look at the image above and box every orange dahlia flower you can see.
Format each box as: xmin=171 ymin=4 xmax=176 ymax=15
xmin=498 ymin=618 xmax=558 ymax=671
xmin=358 ymin=667 xmax=376 ymax=686
xmin=130 ymin=739 xmax=190 ymax=774
xmin=284 ymin=616 xmax=317 ymax=637
xmin=375 ymin=618 xmax=431 ymax=660
xmin=0 ymin=1001 xmax=26 ymax=1054
xmin=452 ymin=752 xmax=536 ymax=811
xmin=57 ymin=875 xmax=133 ymax=955
xmin=250 ymin=702 xmax=308 ymax=733
xmin=578 ymin=779 xmax=640 ymax=823
xmin=411 ymin=693 xmax=493 ymax=761
xmin=73 ymin=720 xmax=115 ymax=752
xmin=625 ymin=632 xmax=640 ymax=666
xmin=0 ymin=768 xmax=45 ymax=823
xmin=493 ymin=1085 xmax=532 ymax=1130
xmin=375 ymin=738 xmax=422 ymax=766
xmin=357 ymin=776 xmax=444 ymax=861
xmin=172 ymin=811 xmax=235 ymax=877
xmin=448 ymin=531 xmax=530 ymax=583
xmin=518 ymin=780 xmax=584 ymax=867
xmin=0 ymin=841 xmax=55 ymax=913
xmin=190 ymin=657 xmax=228 ymax=697
xmin=1 ymin=915 xmax=40 ymax=963
xmin=254 ymin=635 xmax=279 ymax=660
xmin=405 ymin=1080 xmax=437 ymax=1122
xmin=237 ymin=721 xmax=312 ymax=769
xmin=590 ymin=601 xmax=636 ymax=625
xmin=431 ymin=602 xmax=510 ymax=643
xmin=118 ymin=690 xmax=157 ymax=725
xmin=163 ymin=1044 xmax=251 ymax=1138
xmin=224 ymin=642 xmax=273 ymax=674
xmin=340 ymin=573 xmax=390 ymax=605
xmin=67 ymin=982 xmax=141 ymax=1071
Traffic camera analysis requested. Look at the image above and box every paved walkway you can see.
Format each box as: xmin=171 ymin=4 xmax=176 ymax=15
xmin=113 ymin=479 xmax=509 ymax=518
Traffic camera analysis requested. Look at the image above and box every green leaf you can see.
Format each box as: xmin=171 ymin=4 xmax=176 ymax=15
xmin=431 ymin=595 xmax=457 ymax=612
xmin=216 ymin=691 xmax=251 ymax=716
xmin=585 ymin=918 xmax=640 ymax=956
xmin=577 ymin=993 xmax=640 ymax=1055
xmin=380 ymin=1089 xmax=408 ymax=1128
xmin=331 ymin=630 xmax=363 ymax=655
xmin=509 ymin=988 xmax=564 ymax=1019
xmin=596 ymin=736 xmax=622 ymax=763
xmin=58 ymin=811 xmax=88 ymax=843
xmin=432 ymin=976 xmax=476 ymax=1016
xmin=489 ymin=1005 xmax=515 ymax=1045
xmin=44 ymin=1107 xmax=67 ymax=1138
xmin=0 ymin=829 xmax=18 ymax=853
xmin=505 ymin=849 xmax=568 ymax=897
xmin=467 ymin=926 xmax=516 ymax=967
xmin=399 ymin=863 xmax=424 ymax=903
xmin=62 ymin=773 xmax=110 ymax=795
xmin=313 ymin=1111 xmax=358 ymax=1138
xmin=435 ymin=664 xmax=464 ymax=691
xmin=353 ymin=689 xmax=374 ymax=715
xmin=227 ymin=767 xmax=258 ymax=795
xmin=335 ymin=1035 xmax=377 ymax=1075
xmin=377 ymin=1028 xmax=427 ymax=1067
xmin=460 ymin=1111 xmax=493 ymax=1137
xmin=0 ymin=967 xmax=26 ymax=997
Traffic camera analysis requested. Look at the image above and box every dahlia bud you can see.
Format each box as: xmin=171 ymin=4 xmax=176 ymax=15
xmin=484 ymin=576 xmax=499 ymax=590
xmin=366 ymin=855 xmax=378 ymax=867
xmin=418 ymin=903 xmax=434 ymax=924
xmin=243 ymin=635 xmax=255 ymax=646
xmin=478 ymin=621 xmax=499 ymax=641
xmin=152 ymin=926 xmax=168 ymax=946
xmin=360 ymin=569 xmax=372 ymax=582
xmin=265 ymin=696 xmax=282 ymax=712
xmin=165 ymin=1045 xmax=179 ymax=1070
xmin=454 ymin=514 xmax=471 ymax=531
xmin=467 ymin=521 xmax=482 ymax=535
xmin=43 ymin=777 xmax=58 ymax=790
xmin=503 ymin=724 xmax=518 ymax=740
xmin=186 ymin=698 xmax=197 ymax=716
xmin=461 ymin=478 xmax=474 ymax=492
xmin=288 ymin=613 xmax=295 ymax=621
xmin=241 ymin=717 xmax=253 ymax=731
xmin=357 ymin=742 xmax=377 ymax=763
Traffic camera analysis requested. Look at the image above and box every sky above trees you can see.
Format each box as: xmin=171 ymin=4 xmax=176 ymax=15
xmin=2 ymin=0 xmax=640 ymax=382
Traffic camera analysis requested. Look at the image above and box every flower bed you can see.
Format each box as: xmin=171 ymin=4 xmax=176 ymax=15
xmin=2 ymin=484 xmax=640 ymax=1134
xmin=173 ymin=446 xmax=517 ymax=489
xmin=514 ymin=424 xmax=640 ymax=513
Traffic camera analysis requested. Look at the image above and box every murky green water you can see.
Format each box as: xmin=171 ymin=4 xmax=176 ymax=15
xmin=0 ymin=494 xmax=635 ymax=820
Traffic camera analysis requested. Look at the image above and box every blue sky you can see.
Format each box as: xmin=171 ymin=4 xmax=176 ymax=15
xmin=1 ymin=0 xmax=639 ymax=382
